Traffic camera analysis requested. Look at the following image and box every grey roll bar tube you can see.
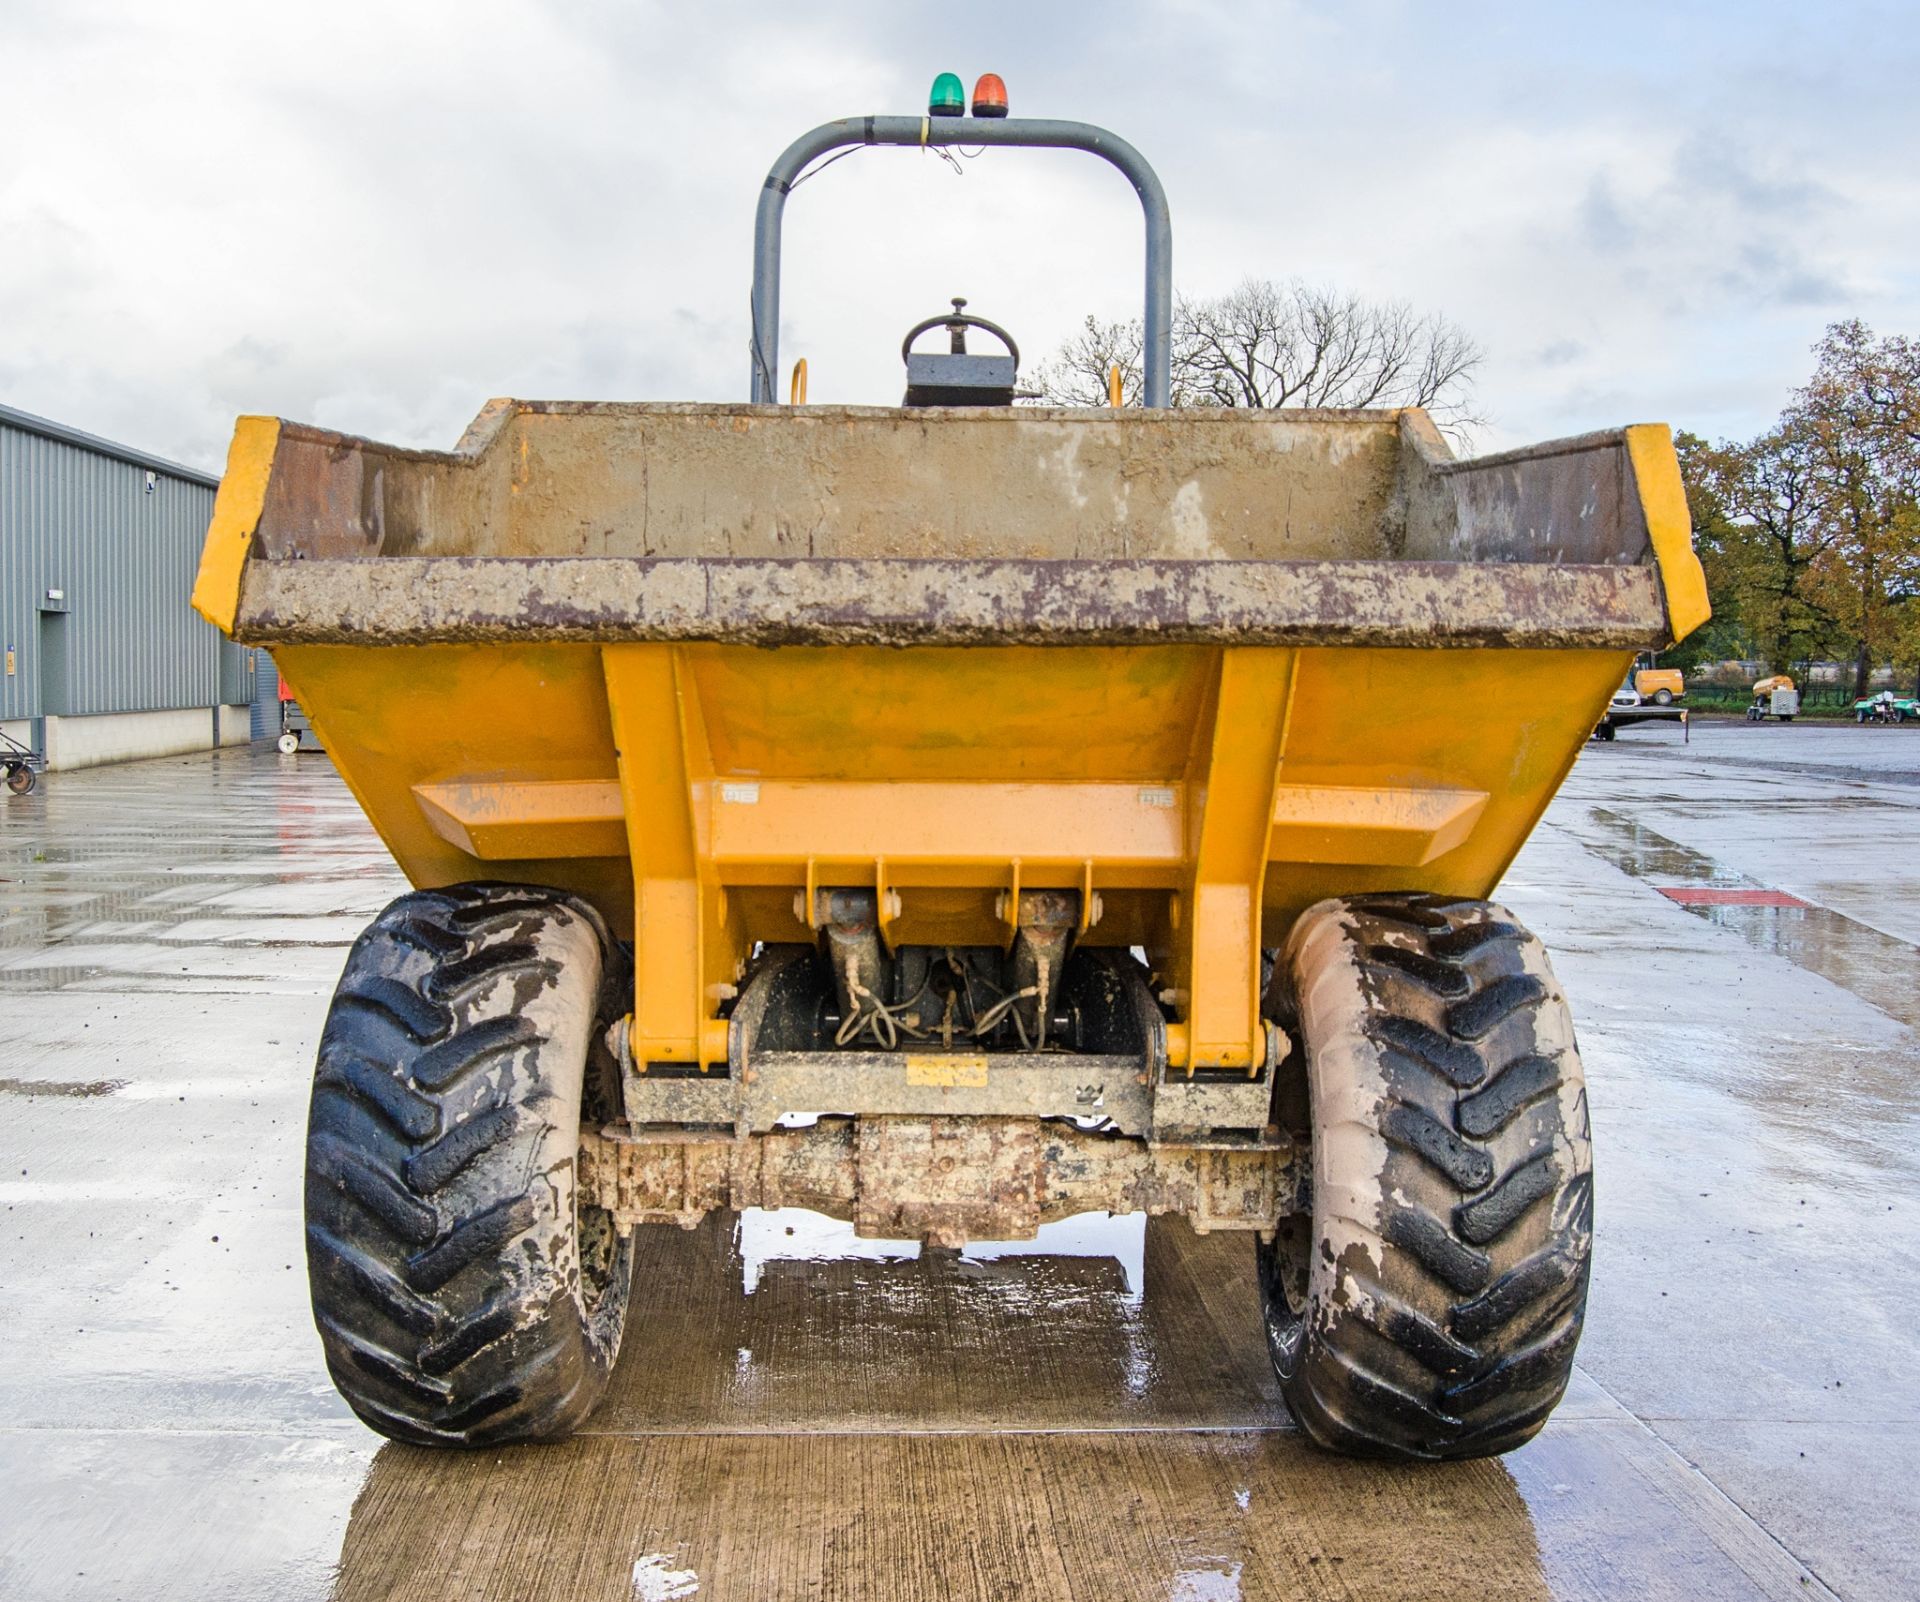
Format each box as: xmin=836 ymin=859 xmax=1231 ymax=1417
xmin=751 ymin=116 xmax=1172 ymax=407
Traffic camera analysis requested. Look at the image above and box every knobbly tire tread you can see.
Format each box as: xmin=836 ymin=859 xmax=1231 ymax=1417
xmin=1259 ymin=892 xmax=1592 ymax=1460
xmin=305 ymin=882 xmax=633 ymax=1447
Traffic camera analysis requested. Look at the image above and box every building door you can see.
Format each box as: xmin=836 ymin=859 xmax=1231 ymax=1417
xmin=37 ymin=611 xmax=71 ymax=717
xmin=250 ymin=649 xmax=278 ymax=740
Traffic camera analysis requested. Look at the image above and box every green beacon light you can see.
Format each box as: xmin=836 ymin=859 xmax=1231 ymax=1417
xmin=928 ymin=72 xmax=966 ymax=117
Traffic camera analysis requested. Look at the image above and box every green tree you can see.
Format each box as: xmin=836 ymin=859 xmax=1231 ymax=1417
xmin=1679 ymin=419 xmax=1842 ymax=672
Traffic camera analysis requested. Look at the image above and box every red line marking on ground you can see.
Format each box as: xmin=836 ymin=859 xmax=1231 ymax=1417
xmin=1657 ymin=887 xmax=1811 ymax=908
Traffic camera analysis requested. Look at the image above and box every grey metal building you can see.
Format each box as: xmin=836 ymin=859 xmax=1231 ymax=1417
xmin=1 ymin=401 xmax=252 ymax=772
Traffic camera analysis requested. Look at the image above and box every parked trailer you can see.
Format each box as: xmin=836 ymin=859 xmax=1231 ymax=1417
xmin=1593 ymin=705 xmax=1690 ymax=741
xmin=1747 ymin=677 xmax=1800 ymax=722
xmin=1 ymin=727 xmax=43 ymax=795
xmin=192 ymin=92 xmax=1707 ymax=1462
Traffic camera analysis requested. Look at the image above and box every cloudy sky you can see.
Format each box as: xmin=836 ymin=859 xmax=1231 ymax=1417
xmin=3 ymin=0 xmax=1916 ymax=473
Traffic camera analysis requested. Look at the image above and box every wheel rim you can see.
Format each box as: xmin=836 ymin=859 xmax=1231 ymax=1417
xmin=1257 ymin=1222 xmax=1312 ymax=1380
xmin=1257 ymin=974 xmax=1313 ymax=1383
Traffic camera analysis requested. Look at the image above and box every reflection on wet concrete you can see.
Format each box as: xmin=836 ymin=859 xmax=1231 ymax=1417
xmin=736 ymin=1205 xmax=1149 ymax=1298
xmin=0 ymin=746 xmax=398 ymax=996
xmin=599 ymin=1213 xmax=1254 ymax=1435
xmin=1572 ymin=807 xmax=1920 ymax=1033
xmin=0 ymin=1430 xmax=371 ymax=1602
xmin=330 ymin=1217 xmax=1825 ymax=1602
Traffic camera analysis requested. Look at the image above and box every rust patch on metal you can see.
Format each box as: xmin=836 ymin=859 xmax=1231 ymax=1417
xmin=855 ymin=1117 xmax=1042 ymax=1247
xmin=577 ymin=1116 xmax=1292 ymax=1244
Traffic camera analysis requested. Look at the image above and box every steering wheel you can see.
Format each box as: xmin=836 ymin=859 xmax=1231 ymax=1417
xmin=901 ymin=297 xmax=1020 ymax=369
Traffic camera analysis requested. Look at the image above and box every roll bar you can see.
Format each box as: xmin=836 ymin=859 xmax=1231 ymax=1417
xmin=750 ymin=116 xmax=1173 ymax=406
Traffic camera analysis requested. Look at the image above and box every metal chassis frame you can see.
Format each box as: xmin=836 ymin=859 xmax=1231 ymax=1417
xmin=750 ymin=115 xmax=1173 ymax=406
xmin=593 ymin=939 xmax=1290 ymax=1246
xmin=614 ymin=944 xmax=1281 ymax=1140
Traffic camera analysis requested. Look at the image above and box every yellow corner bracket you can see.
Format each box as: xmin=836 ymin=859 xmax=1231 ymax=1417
xmin=1625 ymin=423 xmax=1710 ymax=646
xmin=189 ymin=416 xmax=282 ymax=634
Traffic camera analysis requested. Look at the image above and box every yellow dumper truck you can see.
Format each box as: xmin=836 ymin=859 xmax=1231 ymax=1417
xmin=193 ymin=91 xmax=1707 ymax=1461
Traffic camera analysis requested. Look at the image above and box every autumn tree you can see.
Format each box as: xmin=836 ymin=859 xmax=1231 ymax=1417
xmin=1791 ymin=321 xmax=1920 ymax=694
xmin=1031 ymin=279 xmax=1482 ymax=430
xmin=1680 ymin=321 xmax=1920 ymax=694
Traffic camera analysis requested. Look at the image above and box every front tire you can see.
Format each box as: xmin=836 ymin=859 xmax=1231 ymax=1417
xmin=305 ymin=883 xmax=633 ymax=1446
xmin=5 ymin=763 xmax=34 ymax=795
xmin=1259 ymin=893 xmax=1593 ymax=1460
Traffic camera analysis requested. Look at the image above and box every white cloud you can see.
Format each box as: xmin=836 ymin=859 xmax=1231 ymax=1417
xmin=2 ymin=0 xmax=1916 ymax=468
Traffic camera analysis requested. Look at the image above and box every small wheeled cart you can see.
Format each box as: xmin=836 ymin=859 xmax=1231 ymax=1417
xmin=1 ymin=727 xmax=44 ymax=796
xmin=276 ymin=674 xmax=323 ymax=754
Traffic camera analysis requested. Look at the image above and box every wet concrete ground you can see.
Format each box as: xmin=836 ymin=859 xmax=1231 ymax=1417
xmin=1 ymin=719 xmax=1915 ymax=1599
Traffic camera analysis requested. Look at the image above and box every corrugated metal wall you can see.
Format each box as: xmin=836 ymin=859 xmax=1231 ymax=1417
xmin=0 ymin=407 xmax=224 ymax=724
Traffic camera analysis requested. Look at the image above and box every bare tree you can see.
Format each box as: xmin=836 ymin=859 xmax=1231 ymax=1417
xmin=1029 ymin=278 xmax=1483 ymax=429
xmin=1033 ymin=314 xmax=1148 ymax=408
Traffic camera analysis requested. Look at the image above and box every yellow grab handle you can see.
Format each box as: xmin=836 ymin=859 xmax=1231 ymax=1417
xmin=789 ymin=358 xmax=809 ymax=405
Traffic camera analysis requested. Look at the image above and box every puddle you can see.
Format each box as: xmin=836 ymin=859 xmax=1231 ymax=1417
xmin=735 ymin=1208 xmax=916 ymax=1294
xmin=630 ymin=1552 xmax=701 ymax=1600
xmin=1579 ymin=807 xmax=1920 ymax=1031
xmin=734 ymin=1206 xmax=1147 ymax=1298
xmin=1170 ymin=1563 xmax=1244 ymax=1601
xmin=968 ymin=1209 xmax=1147 ymax=1299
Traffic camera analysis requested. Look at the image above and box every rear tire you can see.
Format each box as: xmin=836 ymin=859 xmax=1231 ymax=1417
xmin=1652 ymin=689 xmax=1673 ymax=706
xmin=305 ymin=882 xmax=633 ymax=1446
xmin=1259 ymin=893 xmax=1592 ymax=1460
